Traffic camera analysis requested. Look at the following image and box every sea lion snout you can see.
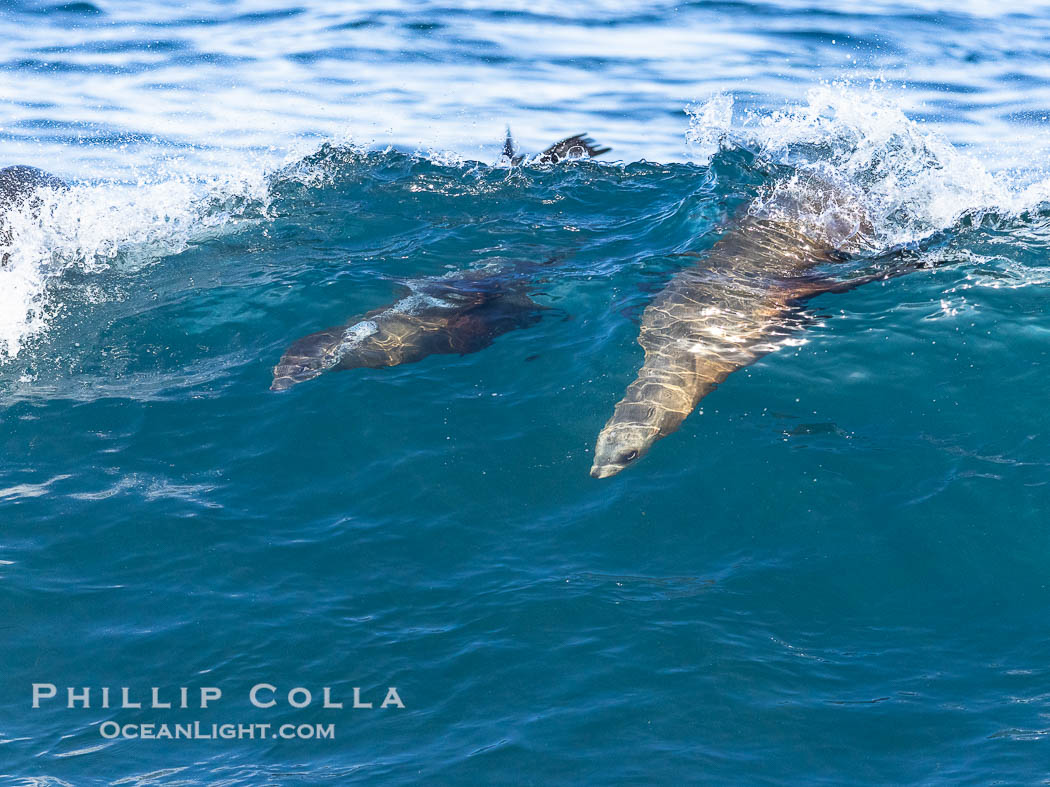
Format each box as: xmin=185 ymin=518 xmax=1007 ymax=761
xmin=590 ymin=423 xmax=651 ymax=479
xmin=269 ymin=374 xmax=298 ymax=392
xmin=269 ymin=326 xmax=350 ymax=391
xmin=590 ymin=462 xmax=625 ymax=479
xmin=271 ymin=354 xmax=330 ymax=391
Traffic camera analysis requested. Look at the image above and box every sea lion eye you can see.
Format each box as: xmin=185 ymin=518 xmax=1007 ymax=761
xmin=621 ymin=450 xmax=639 ymax=463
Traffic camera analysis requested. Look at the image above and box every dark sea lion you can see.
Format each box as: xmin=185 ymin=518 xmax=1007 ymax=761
xmin=0 ymin=165 xmax=67 ymax=265
xmin=271 ymin=271 xmax=547 ymax=391
xmin=590 ymin=180 xmax=880 ymax=478
xmin=273 ymin=134 xmax=610 ymax=391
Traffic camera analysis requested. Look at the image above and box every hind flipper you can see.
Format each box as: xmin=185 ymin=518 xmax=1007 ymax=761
xmin=499 ymin=128 xmax=525 ymax=166
xmin=537 ymin=134 xmax=611 ymax=164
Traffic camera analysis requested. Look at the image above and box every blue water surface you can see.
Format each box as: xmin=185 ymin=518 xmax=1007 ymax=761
xmin=2 ymin=1 xmax=1050 ymax=783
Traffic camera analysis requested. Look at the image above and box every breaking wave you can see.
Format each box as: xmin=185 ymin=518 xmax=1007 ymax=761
xmin=4 ymin=84 xmax=1050 ymax=364
xmin=0 ymin=171 xmax=271 ymax=359
xmin=688 ymin=84 xmax=1050 ymax=248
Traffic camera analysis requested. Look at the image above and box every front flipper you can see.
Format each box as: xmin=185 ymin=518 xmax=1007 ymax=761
xmin=445 ymin=288 xmax=546 ymax=353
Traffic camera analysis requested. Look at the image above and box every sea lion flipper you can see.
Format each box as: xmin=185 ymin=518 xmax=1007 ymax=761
xmin=500 ymin=128 xmax=524 ymax=167
xmin=497 ymin=131 xmax=609 ymax=165
xmin=444 ymin=288 xmax=546 ymax=353
xmin=537 ymin=134 xmax=611 ymax=164
xmin=793 ymin=265 xmax=907 ymax=298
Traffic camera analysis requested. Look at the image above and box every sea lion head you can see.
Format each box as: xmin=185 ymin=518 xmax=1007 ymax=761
xmin=590 ymin=376 xmax=694 ymax=478
xmin=270 ymin=326 xmax=351 ymax=391
xmin=270 ymin=319 xmax=393 ymax=391
xmin=590 ymin=420 xmax=657 ymax=479
xmin=270 ymin=349 xmax=334 ymax=391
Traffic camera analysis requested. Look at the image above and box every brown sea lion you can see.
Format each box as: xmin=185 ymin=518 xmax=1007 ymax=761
xmin=590 ymin=179 xmax=879 ymax=478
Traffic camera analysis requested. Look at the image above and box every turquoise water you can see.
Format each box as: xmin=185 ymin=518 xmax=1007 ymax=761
xmin=3 ymin=1 xmax=1050 ymax=784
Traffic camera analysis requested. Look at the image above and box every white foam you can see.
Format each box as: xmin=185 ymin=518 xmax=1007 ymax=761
xmin=339 ymin=319 xmax=379 ymax=348
xmin=330 ymin=319 xmax=380 ymax=368
xmin=0 ymin=171 xmax=271 ymax=360
xmin=685 ymin=93 xmax=734 ymax=165
xmin=686 ymin=82 xmax=1050 ymax=250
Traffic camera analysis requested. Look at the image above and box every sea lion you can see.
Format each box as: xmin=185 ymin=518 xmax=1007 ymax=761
xmin=273 ymin=134 xmax=610 ymax=391
xmin=271 ymin=270 xmax=547 ymax=391
xmin=0 ymin=165 xmax=67 ymax=265
xmin=590 ymin=179 xmax=878 ymax=478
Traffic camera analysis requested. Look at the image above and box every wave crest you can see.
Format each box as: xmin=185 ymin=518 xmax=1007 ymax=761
xmin=0 ymin=171 xmax=270 ymax=359
xmin=688 ymin=83 xmax=1050 ymax=248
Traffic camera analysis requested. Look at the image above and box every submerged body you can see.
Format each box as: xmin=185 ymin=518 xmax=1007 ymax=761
xmin=591 ymin=190 xmax=874 ymax=478
xmin=271 ymin=272 xmax=545 ymax=391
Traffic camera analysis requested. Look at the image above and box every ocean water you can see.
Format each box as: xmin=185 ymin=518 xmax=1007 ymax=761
xmin=3 ymin=0 xmax=1050 ymax=783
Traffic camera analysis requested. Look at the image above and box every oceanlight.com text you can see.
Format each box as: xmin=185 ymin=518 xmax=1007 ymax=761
xmin=98 ymin=721 xmax=335 ymax=740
